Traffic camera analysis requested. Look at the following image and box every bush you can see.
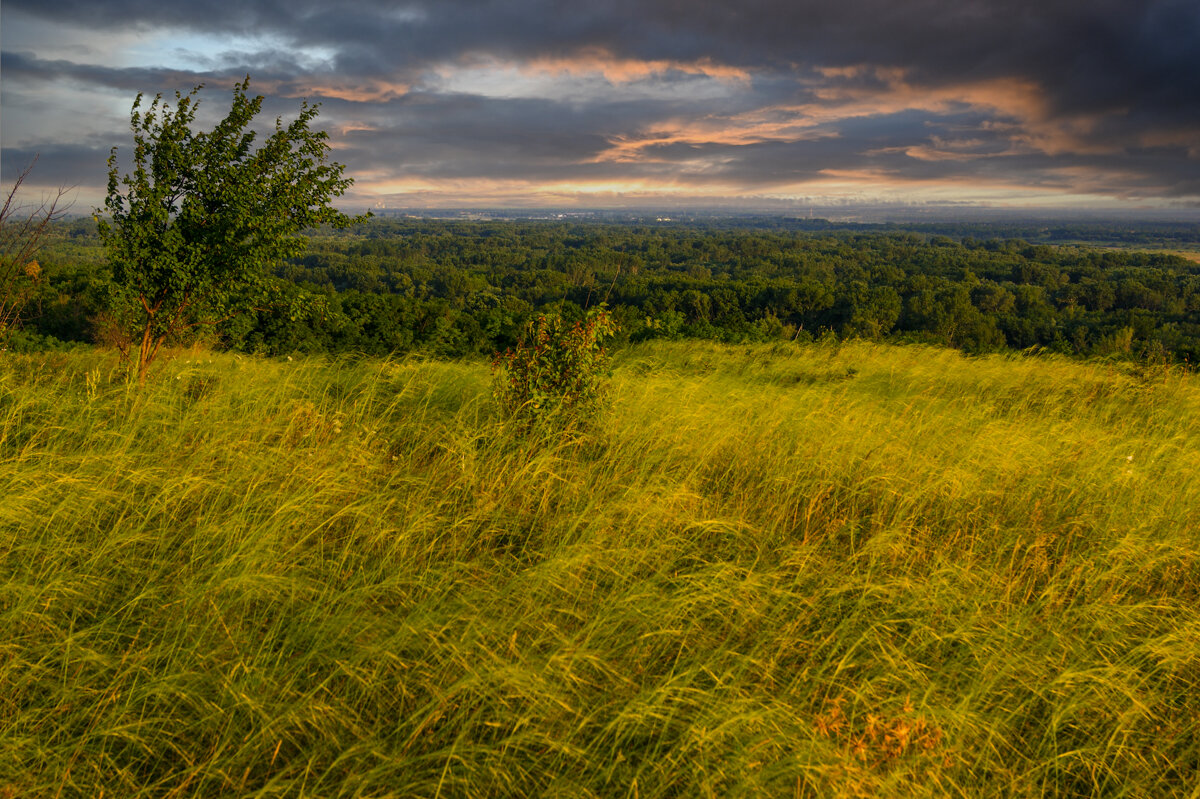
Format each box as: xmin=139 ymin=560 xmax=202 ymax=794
xmin=0 ymin=328 xmax=78 ymax=353
xmin=491 ymin=308 xmax=616 ymax=431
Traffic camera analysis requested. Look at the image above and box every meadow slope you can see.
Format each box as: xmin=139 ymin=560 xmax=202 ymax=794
xmin=2 ymin=340 xmax=1199 ymax=797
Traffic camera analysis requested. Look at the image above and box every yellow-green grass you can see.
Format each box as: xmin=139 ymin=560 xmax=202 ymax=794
xmin=1080 ymin=243 xmax=1200 ymax=263
xmin=2 ymin=340 xmax=1199 ymax=797
xmin=1161 ymin=250 xmax=1200 ymax=264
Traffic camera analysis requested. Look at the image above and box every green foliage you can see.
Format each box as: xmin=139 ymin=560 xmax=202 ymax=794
xmin=491 ymin=307 xmax=616 ymax=429
xmin=28 ymin=216 xmax=1200 ymax=365
xmin=97 ymin=77 xmax=360 ymax=379
xmin=252 ymin=219 xmax=1200 ymax=363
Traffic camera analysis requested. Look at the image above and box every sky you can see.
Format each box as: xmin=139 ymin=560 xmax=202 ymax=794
xmin=3 ymin=0 xmax=1200 ymax=215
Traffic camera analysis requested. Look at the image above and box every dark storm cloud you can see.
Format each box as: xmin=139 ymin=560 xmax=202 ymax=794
xmin=1 ymin=143 xmax=112 ymax=191
xmin=330 ymin=96 xmax=618 ymax=179
xmin=326 ymin=91 xmax=757 ymax=184
xmin=1 ymin=50 xmax=340 ymax=101
xmin=11 ymin=0 xmax=1198 ymax=118
xmin=3 ymin=50 xmax=217 ymax=94
xmin=4 ymin=0 xmax=1200 ymax=204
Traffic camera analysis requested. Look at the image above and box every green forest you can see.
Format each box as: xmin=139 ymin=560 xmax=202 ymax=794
xmin=17 ymin=216 xmax=1200 ymax=364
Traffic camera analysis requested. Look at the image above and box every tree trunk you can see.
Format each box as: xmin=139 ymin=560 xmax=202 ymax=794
xmin=136 ymin=325 xmax=164 ymax=384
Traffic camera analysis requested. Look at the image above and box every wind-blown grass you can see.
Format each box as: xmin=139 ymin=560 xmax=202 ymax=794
xmin=2 ymin=340 xmax=1199 ymax=797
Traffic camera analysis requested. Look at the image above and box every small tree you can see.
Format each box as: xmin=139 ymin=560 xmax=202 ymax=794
xmin=0 ymin=158 xmax=71 ymax=335
xmin=98 ymin=77 xmax=360 ymax=380
xmin=492 ymin=307 xmax=617 ymax=432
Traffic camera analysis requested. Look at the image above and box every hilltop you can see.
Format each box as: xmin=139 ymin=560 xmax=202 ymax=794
xmin=2 ymin=339 xmax=1199 ymax=796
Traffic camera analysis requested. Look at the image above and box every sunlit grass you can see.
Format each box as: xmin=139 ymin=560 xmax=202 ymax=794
xmin=2 ymin=340 xmax=1199 ymax=796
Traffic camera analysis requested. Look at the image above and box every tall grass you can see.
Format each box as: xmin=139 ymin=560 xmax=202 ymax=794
xmin=2 ymin=340 xmax=1199 ymax=797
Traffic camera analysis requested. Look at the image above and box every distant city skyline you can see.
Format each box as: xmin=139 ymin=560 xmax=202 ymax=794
xmin=4 ymin=0 xmax=1200 ymax=217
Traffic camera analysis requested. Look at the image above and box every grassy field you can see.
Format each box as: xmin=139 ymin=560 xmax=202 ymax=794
xmin=3 ymin=339 xmax=1199 ymax=797
xmin=1079 ymin=243 xmax=1200 ymax=263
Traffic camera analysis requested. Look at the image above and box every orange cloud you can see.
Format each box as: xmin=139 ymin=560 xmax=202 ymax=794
xmin=1127 ymin=129 xmax=1200 ymax=159
xmin=518 ymin=47 xmax=751 ymax=84
xmin=806 ymin=68 xmax=1128 ymax=157
xmin=592 ymin=110 xmax=834 ymax=163
xmin=590 ymin=67 xmax=1128 ymax=171
xmin=324 ymin=122 xmax=379 ymax=149
xmin=800 ymin=72 xmax=1048 ymax=125
xmin=319 ymin=81 xmax=411 ymax=103
xmin=870 ymin=136 xmax=1024 ymax=162
xmin=283 ymin=79 xmax=412 ymax=103
xmin=588 ymin=71 xmax=1054 ymax=166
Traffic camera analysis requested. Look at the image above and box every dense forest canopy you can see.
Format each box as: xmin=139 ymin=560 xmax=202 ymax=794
xmin=17 ymin=216 xmax=1200 ymax=364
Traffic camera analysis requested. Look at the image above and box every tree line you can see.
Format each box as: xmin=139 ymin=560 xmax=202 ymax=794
xmin=18 ymin=216 xmax=1200 ymax=365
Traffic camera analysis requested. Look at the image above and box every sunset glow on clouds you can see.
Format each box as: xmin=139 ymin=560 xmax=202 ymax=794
xmin=3 ymin=0 xmax=1200 ymax=212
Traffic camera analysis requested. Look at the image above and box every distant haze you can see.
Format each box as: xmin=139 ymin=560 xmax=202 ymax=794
xmin=4 ymin=0 xmax=1200 ymax=218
